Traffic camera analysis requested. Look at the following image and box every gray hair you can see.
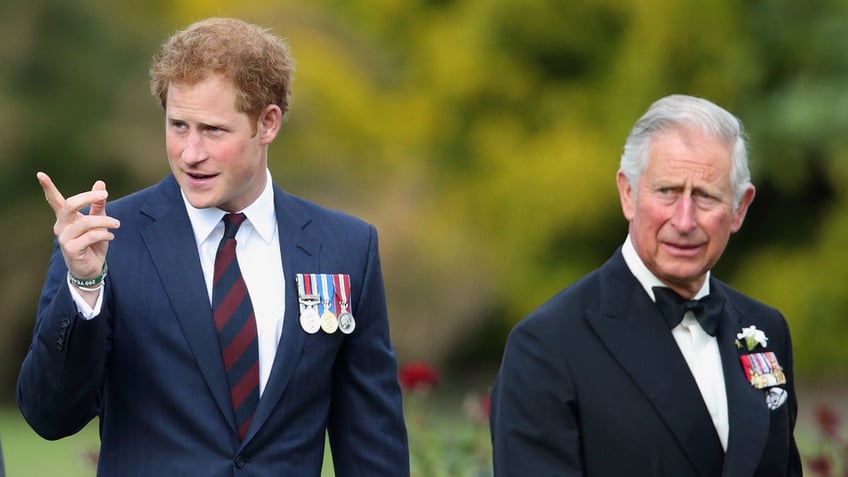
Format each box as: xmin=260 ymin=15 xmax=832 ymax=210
xmin=619 ymin=94 xmax=752 ymax=209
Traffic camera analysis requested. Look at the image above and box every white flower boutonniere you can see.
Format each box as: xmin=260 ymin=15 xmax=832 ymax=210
xmin=736 ymin=325 xmax=768 ymax=351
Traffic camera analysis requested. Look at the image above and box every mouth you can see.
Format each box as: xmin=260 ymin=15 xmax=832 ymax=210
xmin=662 ymin=241 xmax=704 ymax=256
xmin=183 ymin=171 xmax=218 ymax=187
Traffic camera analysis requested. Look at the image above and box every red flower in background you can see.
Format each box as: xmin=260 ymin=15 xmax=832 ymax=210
xmin=398 ymin=362 xmax=440 ymax=393
xmin=805 ymin=404 xmax=846 ymax=477
xmin=815 ymin=404 xmax=841 ymax=439
xmin=806 ymin=455 xmax=831 ymax=476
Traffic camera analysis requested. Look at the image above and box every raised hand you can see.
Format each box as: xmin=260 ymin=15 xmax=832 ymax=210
xmin=38 ymin=172 xmax=121 ymax=288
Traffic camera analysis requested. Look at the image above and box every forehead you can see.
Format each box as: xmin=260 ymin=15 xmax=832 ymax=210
xmin=644 ymin=126 xmax=733 ymax=184
xmin=166 ymin=74 xmax=240 ymax=115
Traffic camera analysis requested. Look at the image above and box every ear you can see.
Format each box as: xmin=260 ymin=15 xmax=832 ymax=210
xmin=258 ymin=104 xmax=282 ymax=145
xmin=616 ymin=169 xmax=635 ymax=221
xmin=730 ymin=185 xmax=756 ymax=233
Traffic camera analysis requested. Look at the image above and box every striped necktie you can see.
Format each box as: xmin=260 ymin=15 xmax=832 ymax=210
xmin=212 ymin=213 xmax=259 ymax=440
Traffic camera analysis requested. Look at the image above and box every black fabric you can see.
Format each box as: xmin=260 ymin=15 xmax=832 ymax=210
xmin=653 ymin=286 xmax=725 ymax=336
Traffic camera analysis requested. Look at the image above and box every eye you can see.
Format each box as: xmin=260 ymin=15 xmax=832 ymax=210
xmin=205 ymin=125 xmax=227 ymax=136
xmin=696 ymin=190 xmax=717 ymax=200
xmin=168 ymin=119 xmax=192 ymax=135
xmin=693 ymin=189 xmax=720 ymax=206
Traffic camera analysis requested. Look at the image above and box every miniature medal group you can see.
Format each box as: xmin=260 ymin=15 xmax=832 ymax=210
xmin=296 ymin=274 xmax=356 ymax=335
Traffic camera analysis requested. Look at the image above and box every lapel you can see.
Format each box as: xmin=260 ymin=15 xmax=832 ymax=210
xmin=138 ymin=176 xmax=236 ymax=434
xmin=587 ymin=251 xmax=724 ymax=477
xmin=712 ymin=281 xmax=770 ymax=477
xmin=242 ymin=186 xmax=320 ymax=443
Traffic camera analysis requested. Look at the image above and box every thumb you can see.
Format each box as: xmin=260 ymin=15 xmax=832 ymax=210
xmin=89 ymin=180 xmax=108 ymax=216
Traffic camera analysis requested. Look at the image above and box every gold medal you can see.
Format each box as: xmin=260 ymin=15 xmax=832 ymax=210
xmin=321 ymin=310 xmax=339 ymax=334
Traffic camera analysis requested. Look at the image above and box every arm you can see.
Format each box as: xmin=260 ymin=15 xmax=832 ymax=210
xmin=16 ymin=172 xmax=119 ymax=439
xmin=326 ymin=226 xmax=410 ymax=476
xmin=491 ymin=318 xmax=584 ymax=477
xmin=17 ymin=243 xmax=113 ymax=439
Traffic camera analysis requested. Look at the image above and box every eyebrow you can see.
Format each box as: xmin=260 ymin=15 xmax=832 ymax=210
xmin=167 ymin=116 xmax=229 ymax=129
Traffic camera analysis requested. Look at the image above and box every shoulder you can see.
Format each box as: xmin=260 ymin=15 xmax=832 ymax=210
xmin=277 ymin=187 xmax=373 ymax=234
xmin=712 ymin=279 xmax=794 ymax=347
xmin=508 ymin=266 xmax=605 ymax=347
xmin=274 ymin=187 xmax=378 ymax=254
xmin=714 ymin=279 xmax=786 ymax=326
xmin=104 ymin=175 xmax=179 ymax=219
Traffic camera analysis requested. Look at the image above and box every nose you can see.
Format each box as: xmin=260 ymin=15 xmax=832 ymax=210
xmin=181 ymin=131 xmax=207 ymax=165
xmin=671 ymin=194 xmax=697 ymax=233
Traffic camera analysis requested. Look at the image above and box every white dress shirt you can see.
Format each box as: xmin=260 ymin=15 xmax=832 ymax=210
xmin=72 ymin=169 xmax=285 ymax=397
xmin=621 ymin=235 xmax=729 ymax=450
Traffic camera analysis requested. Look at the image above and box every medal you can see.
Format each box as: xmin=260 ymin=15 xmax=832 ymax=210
xmin=766 ymin=387 xmax=788 ymax=410
xmin=300 ymin=307 xmax=321 ymax=334
xmin=296 ymin=274 xmax=321 ymax=334
xmin=319 ymin=274 xmax=338 ymax=334
xmin=338 ymin=312 xmax=355 ymax=334
xmin=740 ymin=351 xmax=786 ymax=389
xmin=321 ymin=311 xmax=339 ymax=334
xmin=334 ymin=274 xmax=356 ymax=334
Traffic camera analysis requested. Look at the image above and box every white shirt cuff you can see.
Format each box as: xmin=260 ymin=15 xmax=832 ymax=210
xmin=67 ymin=279 xmax=104 ymax=319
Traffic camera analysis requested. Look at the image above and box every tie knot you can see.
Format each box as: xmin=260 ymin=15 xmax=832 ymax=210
xmin=222 ymin=213 xmax=247 ymax=239
xmin=683 ymin=299 xmax=704 ymax=315
xmin=652 ymin=286 xmax=725 ymax=336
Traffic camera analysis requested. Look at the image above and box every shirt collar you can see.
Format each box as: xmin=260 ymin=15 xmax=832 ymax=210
xmin=621 ymin=234 xmax=710 ymax=302
xmin=183 ymin=169 xmax=277 ymax=246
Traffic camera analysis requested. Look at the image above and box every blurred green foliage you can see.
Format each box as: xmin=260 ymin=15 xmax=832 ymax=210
xmin=1 ymin=0 xmax=847 ymax=404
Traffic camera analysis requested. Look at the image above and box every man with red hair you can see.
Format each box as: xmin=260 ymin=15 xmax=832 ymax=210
xmin=19 ymin=17 xmax=408 ymax=476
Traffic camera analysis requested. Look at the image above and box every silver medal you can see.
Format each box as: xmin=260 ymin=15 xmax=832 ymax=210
xmin=300 ymin=306 xmax=321 ymax=334
xmin=338 ymin=312 xmax=356 ymax=334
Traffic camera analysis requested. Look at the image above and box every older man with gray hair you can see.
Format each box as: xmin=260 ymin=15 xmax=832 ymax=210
xmin=491 ymin=94 xmax=801 ymax=476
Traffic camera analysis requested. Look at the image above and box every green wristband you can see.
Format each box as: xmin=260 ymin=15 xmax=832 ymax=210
xmin=68 ymin=262 xmax=108 ymax=291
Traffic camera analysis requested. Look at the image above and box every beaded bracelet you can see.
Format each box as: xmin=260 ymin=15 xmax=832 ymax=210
xmin=68 ymin=262 xmax=108 ymax=292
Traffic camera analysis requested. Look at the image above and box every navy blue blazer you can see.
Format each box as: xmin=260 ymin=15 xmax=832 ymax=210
xmin=18 ymin=174 xmax=409 ymax=476
xmin=491 ymin=249 xmax=801 ymax=477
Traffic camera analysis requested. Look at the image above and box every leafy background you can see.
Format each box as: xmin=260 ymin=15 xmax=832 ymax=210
xmin=1 ymin=0 xmax=847 ymax=474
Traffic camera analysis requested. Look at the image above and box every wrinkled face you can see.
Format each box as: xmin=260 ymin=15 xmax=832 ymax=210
xmin=165 ymin=74 xmax=280 ymax=212
xmin=617 ymin=126 xmax=755 ymax=297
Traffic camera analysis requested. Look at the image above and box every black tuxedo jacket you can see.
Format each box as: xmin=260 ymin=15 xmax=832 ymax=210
xmin=491 ymin=249 xmax=801 ymax=476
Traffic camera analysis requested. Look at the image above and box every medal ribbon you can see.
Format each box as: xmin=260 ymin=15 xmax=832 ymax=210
xmin=334 ymin=274 xmax=350 ymax=313
xmin=319 ymin=274 xmax=334 ymax=315
xmin=296 ymin=274 xmax=307 ymax=312
xmin=298 ymin=274 xmax=320 ymax=310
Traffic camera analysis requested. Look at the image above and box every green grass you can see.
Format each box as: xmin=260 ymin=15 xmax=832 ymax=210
xmin=1 ymin=406 xmax=100 ymax=476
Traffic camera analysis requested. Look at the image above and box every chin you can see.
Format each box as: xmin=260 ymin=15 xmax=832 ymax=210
xmin=655 ymin=261 xmax=707 ymax=283
xmin=184 ymin=194 xmax=217 ymax=210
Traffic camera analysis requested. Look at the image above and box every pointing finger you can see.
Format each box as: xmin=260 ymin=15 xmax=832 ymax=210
xmin=37 ymin=171 xmax=66 ymax=214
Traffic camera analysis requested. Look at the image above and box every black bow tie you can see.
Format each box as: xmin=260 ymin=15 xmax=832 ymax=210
xmin=652 ymin=287 xmax=725 ymax=336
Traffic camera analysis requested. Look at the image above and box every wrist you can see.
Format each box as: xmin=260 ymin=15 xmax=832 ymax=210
xmin=68 ymin=262 xmax=108 ymax=292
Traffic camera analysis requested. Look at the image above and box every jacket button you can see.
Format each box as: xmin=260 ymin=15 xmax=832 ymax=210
xmin=234 ymin=455 xmax=245 ymax=468
xmin=61 ymin=317 xmax=71 ymax=328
